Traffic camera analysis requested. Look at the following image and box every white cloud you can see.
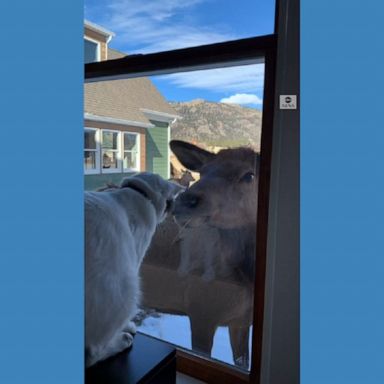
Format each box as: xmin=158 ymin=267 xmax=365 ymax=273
xmin=220 ymin=93 xmax=263 ymax=106
xmin=158 ymin=63 xmax=265 ymax=93
xmin=85 ymin=0 xmax=235 ymax=53
xmin=85 ymin=1 xmax=265 ymax=97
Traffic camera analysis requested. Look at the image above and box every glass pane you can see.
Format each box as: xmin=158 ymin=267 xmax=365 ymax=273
xmin=85 ymin=1 xmax=276 ymax=54
xmin=102 ymin=151 xmax=118 ymax=169
xmin=84 ymin=129 xmax=97 ymax=149
xmin=84 ymin=151 xmax=96 ymax=170
xmin=84 ymin=54 xmax=265 ymax=371
xmin=102 ymin=131 xmax=118 ymax=150
xmin=84 ymin=38 xmax=98 ymax=64
xmin=123 ymin=151 xmax=137 ymax=170
xmin=124 ymin=133 xmax=138 ymax=151
xmin=134 ymin=62 xmax=264 ymax=371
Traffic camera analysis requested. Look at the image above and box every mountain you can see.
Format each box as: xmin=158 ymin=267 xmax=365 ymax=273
xmin=169 ymin=99 xmax=262 ymax=151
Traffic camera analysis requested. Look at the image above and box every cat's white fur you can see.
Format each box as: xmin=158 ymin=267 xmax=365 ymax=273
xmin=85 ymin=172 xmax=182 ymax=367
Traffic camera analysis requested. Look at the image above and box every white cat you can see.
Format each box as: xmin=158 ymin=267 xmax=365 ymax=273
xmin=85 ymin=172 xmax=182 ymax=367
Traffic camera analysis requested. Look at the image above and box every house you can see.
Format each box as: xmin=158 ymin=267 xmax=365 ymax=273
xmin=84 ymin=20 xmax=179 ymax=190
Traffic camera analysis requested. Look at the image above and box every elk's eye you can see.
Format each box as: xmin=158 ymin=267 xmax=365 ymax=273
xmin=240 ymin=172 xmax=255 ymax=183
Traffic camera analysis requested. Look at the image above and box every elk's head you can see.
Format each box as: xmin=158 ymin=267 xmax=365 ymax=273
xmin=170 ymin=140 xmax=259 ymax=229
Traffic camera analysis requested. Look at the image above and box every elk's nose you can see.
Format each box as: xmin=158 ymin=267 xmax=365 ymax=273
xmin=179 ymin=192 xmax=200 ymax=208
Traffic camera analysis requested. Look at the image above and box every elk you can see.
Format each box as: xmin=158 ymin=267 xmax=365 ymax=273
xmin=139 ymin=140 xmax=260 ymax=368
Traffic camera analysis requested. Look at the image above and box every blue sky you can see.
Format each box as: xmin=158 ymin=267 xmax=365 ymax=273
xmin=85 ymin=0 xmax=276 ymax=109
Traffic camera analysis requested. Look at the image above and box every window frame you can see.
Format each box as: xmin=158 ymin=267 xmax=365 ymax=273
xmin=86 ymin=45 xmax=274 ymax=384
xmin=83 ymin=128 xmax=142 ymax=175
xmin=122 ymin=131 xmax=141 ymax=173
xmin=84 ymin=36 xmax=101 ymax=64
xmin=84 ymin=1 xmax=300 ymax=382
xmin=100 ymin=129 xmax=121 ymax=174
xmin=84 ymin=127 xmax=100 ymax=175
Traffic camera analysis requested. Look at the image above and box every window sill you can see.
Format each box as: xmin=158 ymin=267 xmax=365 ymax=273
xmin=86 ymin=333 xmax=176 ymax=384
xmin=101 ymin=168 xmax=122 ymax=174
xmin=84 ymin=170 xmax=101 ymax=175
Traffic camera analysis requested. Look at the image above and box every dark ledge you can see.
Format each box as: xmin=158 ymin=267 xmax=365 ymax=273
xmin=85 ymin=333 xmax=176 ymax=384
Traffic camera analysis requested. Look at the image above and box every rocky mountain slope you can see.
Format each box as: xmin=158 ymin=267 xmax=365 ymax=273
xmin=170 ymin=99 xmax=262 ymax=151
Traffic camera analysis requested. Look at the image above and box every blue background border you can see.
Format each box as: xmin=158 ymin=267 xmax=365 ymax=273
xmin=301 ymin=1 xmax=383 ymax=383
xmin=0 ymin=1 xmax=383 ymax=383
xmin=0 ymin=2 xmax=84 ymax=383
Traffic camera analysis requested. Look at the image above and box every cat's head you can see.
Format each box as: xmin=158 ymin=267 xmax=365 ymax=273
xmin=120 ymin=172 xmax=184 ymax=223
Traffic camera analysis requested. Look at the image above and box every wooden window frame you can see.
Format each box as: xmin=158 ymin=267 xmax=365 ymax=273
xmin=84 ymin=6 xmax=282 ymax=383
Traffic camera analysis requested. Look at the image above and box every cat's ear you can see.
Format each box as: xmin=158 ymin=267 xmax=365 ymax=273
xmin=121 ymin=177 xmax=155 ymax=201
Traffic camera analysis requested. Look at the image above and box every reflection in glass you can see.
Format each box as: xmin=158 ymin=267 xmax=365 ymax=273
xmin=84 ymin=38 xmax=99 ymax=64
xmin=85 ymin=129 xmax=97 ymax=149
xmin=102 ymin=131 xmax=118 ymax=150
xmin=123 ymin=152 xmax=137 ymax=170
xmin=102 ymin=151 xmax=118 ymax=169
xmin=84 ymin=151 xmax=96 ymax=170
xmin=124 ymin=133 xmax=138 ymax=151
xmin=101 ymin=131 xmax=119 ymax=169
xmin=123 ymin=133 xmax=139 ymax=170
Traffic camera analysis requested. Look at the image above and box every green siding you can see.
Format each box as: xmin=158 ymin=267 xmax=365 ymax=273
xmin=145 ymin=121 xmax=169 ymax=179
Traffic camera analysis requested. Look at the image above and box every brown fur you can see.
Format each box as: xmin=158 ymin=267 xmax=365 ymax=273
xmin=140 ymin=141 xmax=259 ymax=368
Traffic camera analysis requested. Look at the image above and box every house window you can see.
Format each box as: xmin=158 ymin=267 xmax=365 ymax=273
xmin=101 ymin=130 xmax=120 ymax=172
xmin=84 ymin=128 xmax=100 ymax=174
xmin=84 ymin=129 xmax=141 ymax=175
xmin=84 ymin=38 xmax=100 ymax=64
xmin=123 ymin=132 xmax=140 ymax=171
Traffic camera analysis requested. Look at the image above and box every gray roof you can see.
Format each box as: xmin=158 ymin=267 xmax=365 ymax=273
xmin=84 ymin=48 xmax=177 ymax=125
xmin=107 ymin=48 xmax=126 ymax=60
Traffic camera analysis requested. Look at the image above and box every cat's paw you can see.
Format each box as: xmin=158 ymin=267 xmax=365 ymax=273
xmin=122 ymin=331 xmax=134 ymax=349
xmin=123 ymin=320 xmax=137 ymax=335
xmin=94 ymin=330 xmax=135 ymax=364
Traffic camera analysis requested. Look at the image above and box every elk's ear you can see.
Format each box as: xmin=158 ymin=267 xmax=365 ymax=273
xmin=170 ymin=140 xmax=216 ymax=172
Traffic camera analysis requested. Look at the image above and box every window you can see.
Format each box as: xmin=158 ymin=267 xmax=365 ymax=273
xmin=84 ymin=128 xmax=141 ymax=175
xmin=86 ymin=45 xmax=273 ymax=382
xmin=84 ymin=38 xmax=100 ymax=64
xmin=133 ymin=63 xmax=264 ymax=372
xmin=84 ymin=128 xmax=100 ymax=174
xmin=84 ymin=1 xmax=299 ymax=382
xmin=101 ymin=130 xmax=120 ymax=172
xmin=123 ymin=132 xmax=140 ymax=171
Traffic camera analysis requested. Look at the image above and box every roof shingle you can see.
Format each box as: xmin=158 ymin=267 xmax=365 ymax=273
xmin=84 ymin=48 xmax=177 ymax=124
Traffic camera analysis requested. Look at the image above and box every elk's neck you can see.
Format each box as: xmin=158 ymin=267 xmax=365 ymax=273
xmin=218 ymin=225 xmax=256 ymax=245
xmin=216 ymin=225 xmax=257 ymax=283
